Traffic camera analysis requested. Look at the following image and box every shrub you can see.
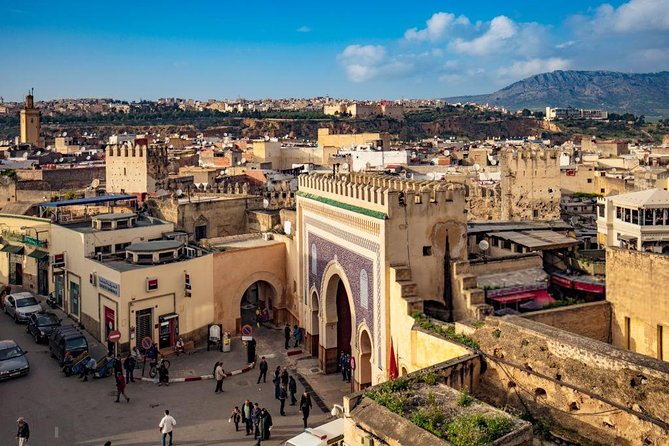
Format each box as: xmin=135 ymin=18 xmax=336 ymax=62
xmin=446 ymin=414 xmax=513 ymax=446
xmin=492 ymin=329 xmax=502 ymax=338
xmin=457 ymin=389 xmax=473 ymax=407
xmin=411 ymin=407 xmax=447 ymax=438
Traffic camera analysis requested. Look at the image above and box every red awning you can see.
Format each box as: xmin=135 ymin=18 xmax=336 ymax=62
xmin=551 ymin=274 xmax=573 ymax=288
xmin=573 ymin=281 xmax=605 ymax=294
xmin=489 ymin=289 xmax=555 ymax=305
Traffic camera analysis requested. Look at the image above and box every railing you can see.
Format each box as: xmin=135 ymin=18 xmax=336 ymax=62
xmin=1 ymin=230 xmax=48 ymax=249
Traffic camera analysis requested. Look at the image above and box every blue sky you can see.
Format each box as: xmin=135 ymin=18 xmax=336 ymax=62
xmin=1 ymin=0 xmax=668 ymax=101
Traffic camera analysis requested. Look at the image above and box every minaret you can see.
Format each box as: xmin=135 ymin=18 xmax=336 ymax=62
xmin=19 ymin=89 xmax=42 ymax=146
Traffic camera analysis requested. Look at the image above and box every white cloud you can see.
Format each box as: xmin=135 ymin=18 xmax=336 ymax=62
xmin=296 ymin=26 xmax=311 ymax=33
xmin=593 ymin=0 xmax=669 ymax=32
xmin=556 ymin=40 xmax=576 ymax=49
xmin=450 ymin=16 xmax=517 ymax=55
xmin=497 ymin=58 xmax=571 ymax=79
xmin=404 ymin=12 xmax=469 ymax=42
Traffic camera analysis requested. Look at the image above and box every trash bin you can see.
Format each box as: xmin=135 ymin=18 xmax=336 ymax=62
xmin=223 ymin=332 xmax=231 ymax=353
xmin=246 ymin=338 xmax=256 ymax=363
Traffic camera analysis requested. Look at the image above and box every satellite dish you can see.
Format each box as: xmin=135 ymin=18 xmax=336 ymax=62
xmin=58 ymin=157 xmax=64 ymax=163
xmin=62 ymin=131 xmax=67 ymax=137
xmin=574 ymin=157 xmax=581 ymax=163
xmin=478 ymin=240 xmax=490 ymax=251
xmin=342 ymin=162 xmax=349 ymax=171
xmin=36 ymin=150 xmax=42 ymax=155
xmin=569 ymin=216 xmax=578 ymax=226
xmin=91 ymin=179 xmax=100 ymax=188
xmin=490 ymin=159 xmax=498 ymax=165
xmin=443 ymin=150 xmax=450 ymax=157
xmin=283 ymin=220 xmax=292 ymax=236
xmin=473 ymin=163 xmax=481 ymax=171
xmin=176 ymin=189 xmax=183 ymax=197
xmin=86 ymin=156 xmax=91 ymax=161
xmin=426 ymin=172 xmax=436 ymax=180
xmin=263 ymin=198 xmax=269 ymax=209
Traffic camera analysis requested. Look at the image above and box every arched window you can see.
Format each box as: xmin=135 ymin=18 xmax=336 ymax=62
xmin=310 ymin=244 xmax=317 ymax=275
xmin=360 ymin=269 xmax=369 ymax=309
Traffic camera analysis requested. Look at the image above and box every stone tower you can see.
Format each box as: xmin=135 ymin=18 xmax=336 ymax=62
xmin=19 ymin=89 xmax=43 ymax=147
xmin=105 ymin=138 xmax=169 ymax=196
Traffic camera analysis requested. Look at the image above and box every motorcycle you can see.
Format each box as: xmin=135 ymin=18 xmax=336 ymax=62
xmin=46 ymin=292 xmax=57 ymax=309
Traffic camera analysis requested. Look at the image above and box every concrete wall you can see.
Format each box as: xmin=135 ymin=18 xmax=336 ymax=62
xmin=522 ymin=301 xmax=612 ymax=343
xmin=16 ymin=166 xmax=105 ymax=190
xmin=470 ymin=316 xmax=669 ymax=445
xmin=606 ymin=248 xmax=669 ymax=359
xmin=560 ymin=166 xmax=597 ymax=196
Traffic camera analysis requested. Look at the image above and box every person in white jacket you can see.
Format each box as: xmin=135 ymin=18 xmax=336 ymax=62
xmin=159 ymin=409 xmax=176 ymax=446
xmin=214 ymin=362 xmax=225 ymax=393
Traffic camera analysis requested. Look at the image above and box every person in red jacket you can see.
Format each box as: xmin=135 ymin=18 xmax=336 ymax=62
xmin=115 ymin=372 xmax=130 ymax=403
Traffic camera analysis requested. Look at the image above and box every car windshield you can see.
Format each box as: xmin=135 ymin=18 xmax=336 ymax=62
xmin=37 ymin=314 xmax=60 ymax=326
xmin=16 ymin=297 xmax=38 ymax=308
xmin=65 ymin=337 xmax=87 ymax=351
xmin=0 ymin=346 xmax=25 ymax=361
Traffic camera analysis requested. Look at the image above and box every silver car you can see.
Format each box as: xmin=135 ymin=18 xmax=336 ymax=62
xmin=4 ymin=292 xmax=42 ymax=323
xmin=0 ymin=340 xmax=30 ymax=381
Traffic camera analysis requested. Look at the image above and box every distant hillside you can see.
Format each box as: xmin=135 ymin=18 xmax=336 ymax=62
xmin=446 ymin=70 xmax=669 ymax=117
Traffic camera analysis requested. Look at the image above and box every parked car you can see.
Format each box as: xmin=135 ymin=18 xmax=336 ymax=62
xmin=0 ymin=340 xmax=30 ymax=381
xmin=4 ymin=292 xmax=41 ymax=323
xmin=27 ymin=311 xmax=61 ymax=343
xmin=49 ymin=326 xmax=88 ymax=365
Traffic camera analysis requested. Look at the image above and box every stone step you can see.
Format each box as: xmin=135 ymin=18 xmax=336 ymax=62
xmin=392 ymin=265 xmax=412 ymax=281
xmin=397 ymin=280 xmax=418 ymax=298
xmin=460 ymin=274 xmax=478 ymax=291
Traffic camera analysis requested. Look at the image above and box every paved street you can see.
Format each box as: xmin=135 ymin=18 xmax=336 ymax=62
xmin=0 ymin=310 xmax=336 ymax=446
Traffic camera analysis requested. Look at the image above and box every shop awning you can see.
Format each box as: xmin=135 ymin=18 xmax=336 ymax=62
xmin=489 ymin=289 xmax=555 ymax=306
xmin=1 ymin=245 xmax=24 ymax=254
xmin=573 ymin=281 xmax=605 ymax=294
xmin=27 ymin=250 xmax=49 ymax=260
xmin=551 ymin=274 xmax=573 ymax=288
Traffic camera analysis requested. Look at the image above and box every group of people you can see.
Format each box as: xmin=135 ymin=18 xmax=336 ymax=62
xmin=283 ymin=323 xmax=303 ymax=349
xmin=339 ymin=352 xmax=353 ymax=383
xmin=258 ymin=356 xmax=313 ymax=429
xmin=232 ymin=401 xmax=273 ymax=445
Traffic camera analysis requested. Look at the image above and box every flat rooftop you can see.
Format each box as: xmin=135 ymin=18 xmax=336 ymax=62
xmin=207 ymin=233 xmax=283 ymax=251
xmin=487 ymin=230 xmax=579 ymax=250
xmin=63 ymin=216 xmax=168 ymax=233
xmin=468 ymin=220 xmax=572 ymax=235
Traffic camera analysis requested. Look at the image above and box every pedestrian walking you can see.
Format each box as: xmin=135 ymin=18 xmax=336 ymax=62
xmin=242 ymin=400 xmax=254 ymax=436
xmin=340 ymin=353 xmax=347 ymax=381
xmin=279 ymin=385 xmax=287 ymax=416
xmin=229 ymin=406 xmax=241 ymax=431
xmin=273 ymin=366 xmax=281 ymax=400
xmin=293 ymin=325 xmax=302 ymax=348
xmin=280 ymin=368 xmax=289 ymax=387
xmin=284 ymin=323 xmax=291 ymax=349
xmin=113 ymin=354 xmax=122 ymax=375
xmin=115 ymin=372 xmax=130 ymax=403
xmin=159 ymin=410 xmax=176 ymax=446
xmin=214 ymin=362 xmax=225 ymax=393
xmin=16 ymin=417 xmax=29 ymax=446
xmin=288 ymin=375 xmax=297 ymax=405
xmin=251 ymin=403 xmax=261 ymax=439
xmin=257 ymin=356 xmax=268 ymax=384
xmin=299 ymin=391 xmax=313 ymax=429
xmin=158 ymin=361 xmax=169 ymax=386
xmin=255 ymin=408 xmax=273 ymax=445
xmin=346 ymin=355 xmax=352 ymax=383
xmin=255 ymin=308 xmax=261 ymax=328
xmin=123 ymin=352 xmax=136 ymax=383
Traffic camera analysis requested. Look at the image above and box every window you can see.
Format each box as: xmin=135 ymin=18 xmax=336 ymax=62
xmin=114 ymin=243 xmax=129 ymax=253
xmin=194 ymin=224 xmax=207 ymax=241
xmin=116 ymin=219 xmax=128 ymax=229
xmin=310 ymin=244 xmax=317 ymax=275
xmin=533 ymin=209 xmax=539 ymax=218
xmin=600 ymin=188 xmax=605 ymax=194
xmin=625 ymin=317 xmax=631 ymax=350
xmin=70 ymin=281 xmax=80 ymax=317
xmin=158 ymin=251 xmax=174 ymax=262
xmin=95 ymin=245 xmax=112 ymax=255
xmin=658 ymin=325 xmax=664 ymax=360
xmin=422 ymin=246 xmax=432 ymax=256
xmin=587 ymin=179 xmax=592 ymax=183
xmin=137 ymin=254 xmax=153 ymax=264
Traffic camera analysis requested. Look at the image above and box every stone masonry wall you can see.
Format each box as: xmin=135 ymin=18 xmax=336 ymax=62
xmin=522 ymin=301 xmax=611 ymax=343
xmin=470 ymin=316 xmax=669 ymax=445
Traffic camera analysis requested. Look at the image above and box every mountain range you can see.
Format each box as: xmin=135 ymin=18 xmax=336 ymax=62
xmin=446 ymin=70 xmax=669 ymax=118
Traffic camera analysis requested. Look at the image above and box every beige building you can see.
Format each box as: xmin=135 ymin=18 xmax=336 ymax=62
xmin=54 ymin=136 xmax=81 ymax=155
xmin=49 ymin=210 xmax=213 ymax=352
xmin=323 ymin=102 xmax=404 ymax=120
xmin=317 ymin=128 xmax=390 ymax=151
xmin=0 ymin=214 xmax=51 ymax=295
xmin=19 ymin=91 xmax=43 ymax=147
xmin=105 ymin=139 xmax=169 ymax=196
xmin=606 ymin=247 xmax=669 ymax=360
xmin=596 ymin=188 xmax=669 ymax=251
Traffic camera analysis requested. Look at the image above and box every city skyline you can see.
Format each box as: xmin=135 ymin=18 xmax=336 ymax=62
xmin=1 ymin=0 xmax=668 ymax=101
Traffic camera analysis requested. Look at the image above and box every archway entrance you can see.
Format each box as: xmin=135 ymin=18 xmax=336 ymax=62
xmin=309 ymin=291 xmax=319 ymax=356
xmin=321 ymin=272 xmax=354 ymax=373
xmin=239 ymin=280 xmax=275 ymax=332
xmin=359 ymin=330 xmax=372 ymax=389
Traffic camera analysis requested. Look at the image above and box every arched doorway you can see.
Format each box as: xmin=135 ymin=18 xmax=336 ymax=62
xmin=309 ymin=291 xmax=320 ymax=356
xmin=359 ymin=329 xmax=372 ymax=389
xmin=321 ymin=271 xmax=355 ymax=373
xmin=239 ymin=280 xmax=275 ymax=332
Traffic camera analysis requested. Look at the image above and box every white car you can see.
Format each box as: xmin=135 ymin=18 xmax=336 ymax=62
xmin=4 ymin=292 xmax=42 ymax=323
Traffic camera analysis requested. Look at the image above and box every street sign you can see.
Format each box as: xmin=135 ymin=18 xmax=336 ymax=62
xmin=141 ymin=336 xmax=153 ymax=350
xmin=108 ymin=330 xmax=121 ymax=343
xmin=241 ymin=324 xmax=253 ymax=341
